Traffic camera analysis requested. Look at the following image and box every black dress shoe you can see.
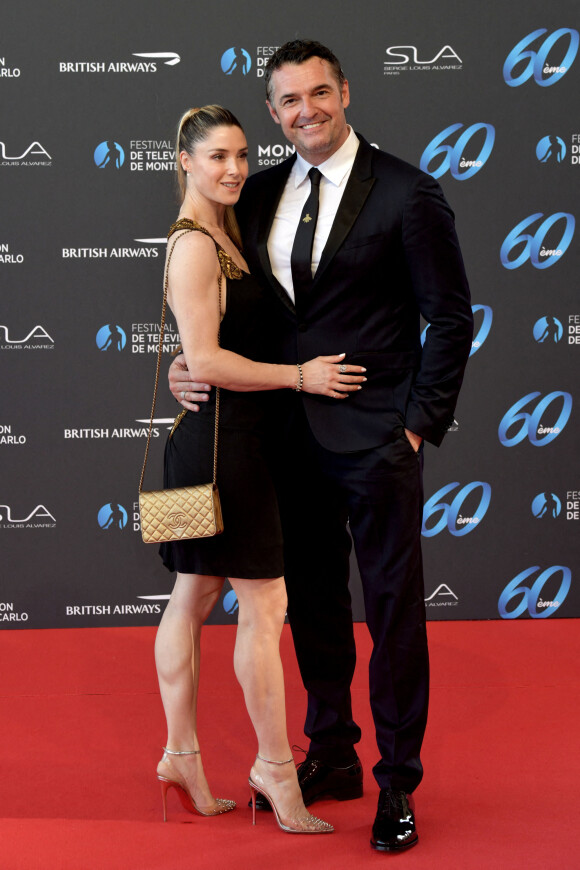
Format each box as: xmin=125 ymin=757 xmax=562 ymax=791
xmin=370 ymin=788 xmax=418 ymax=852
xmin=297 ymin=755 xmax=364 ymax=806
xmin=249 ymin=755 xmax=363 ymax=811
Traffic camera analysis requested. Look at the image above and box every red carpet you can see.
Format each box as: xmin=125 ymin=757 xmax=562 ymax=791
xmin=1 ymin=620 xmax=578 ymax=869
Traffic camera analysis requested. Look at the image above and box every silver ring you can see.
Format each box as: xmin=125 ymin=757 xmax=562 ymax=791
xmin=180 ymin=391 xmax=186 ymax=400
xmin=338 ymin=364 xmax=347 ymax=374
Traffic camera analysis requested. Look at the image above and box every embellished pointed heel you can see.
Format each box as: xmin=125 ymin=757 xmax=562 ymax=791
xmin=157 ymin=747 xmax=236 ymax=822
xmin=249 ymin=754 xmax=333 ymax=834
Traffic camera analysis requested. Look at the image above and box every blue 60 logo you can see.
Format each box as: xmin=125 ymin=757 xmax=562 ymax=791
xmin=421 ymin=304 xmax=492 ymax=356
xmin=500 ymin=212 xmax=575 ymax=269
xmin=420 ymin=123 xmax=495 ymax=179
xmin=470 ymin=305 xmax=493 ymax=356
xmin=223 ymin=589 xmax=239 ymax=615
xmin=498 ymin=391 xmax=572 ymax=446
xmin=503 ymin=28 xmax=579 ymax=87
xmin=422 ymin=482 xmax=491 ymax=537
xmin=498 ymin=566 xmax=571 ymax=618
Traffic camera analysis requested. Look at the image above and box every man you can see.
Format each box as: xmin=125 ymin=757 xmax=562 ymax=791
xmin=170 ymin=40 xmax=473 ymax=851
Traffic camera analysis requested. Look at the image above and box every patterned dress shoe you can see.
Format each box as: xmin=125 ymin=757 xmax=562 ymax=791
xmin=249 ymin=754 xmax=363 ymax=811
xmin=370 ymin=788 xmax=418 ymax=852
xmin=297 ymin=755 xmax=364 ymax=806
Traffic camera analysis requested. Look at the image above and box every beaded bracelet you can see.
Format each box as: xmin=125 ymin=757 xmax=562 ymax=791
xmin=294 ymin=363 xmax=304 ymax=392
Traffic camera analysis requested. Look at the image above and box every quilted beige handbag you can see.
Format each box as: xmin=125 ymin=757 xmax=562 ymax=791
xmin=138 ymin=226 xmax=224 ymax=543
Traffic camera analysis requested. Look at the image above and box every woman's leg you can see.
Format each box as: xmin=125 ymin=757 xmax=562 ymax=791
xmin=229 ymin=576 xmax=329 ymax=827
xmin=154 ymin=571 xmax=225 ymax=812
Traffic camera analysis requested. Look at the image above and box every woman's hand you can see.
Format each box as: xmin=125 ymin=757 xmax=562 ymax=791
xmin=168 ymin=354 xmax=210 ymax=412
xmin=301 ymin=354 xmax=366 ymax=398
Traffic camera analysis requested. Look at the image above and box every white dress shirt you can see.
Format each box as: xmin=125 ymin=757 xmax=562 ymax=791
xmin=267 ymin=127 xmax=360 ymax=302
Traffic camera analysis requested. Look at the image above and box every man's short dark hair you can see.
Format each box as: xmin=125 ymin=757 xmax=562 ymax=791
xmin=265 ymin=40 xmax=346 ymax=103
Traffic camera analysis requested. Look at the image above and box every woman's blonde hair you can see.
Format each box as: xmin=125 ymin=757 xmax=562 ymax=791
xmin=176 ymin=105 xmax=244 ymax=249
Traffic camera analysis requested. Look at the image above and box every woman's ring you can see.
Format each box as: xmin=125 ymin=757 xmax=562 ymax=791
xmin=180 ymin=391 xmax=186 ymax=400
xmin=339 ymin=364 xmax=347 ymax=374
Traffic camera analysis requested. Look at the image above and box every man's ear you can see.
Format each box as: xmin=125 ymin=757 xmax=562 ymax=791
xmin=266 ymin=100 xmax=281 ymax=125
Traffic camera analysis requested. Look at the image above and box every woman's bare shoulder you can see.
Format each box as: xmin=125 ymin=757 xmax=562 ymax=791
xmin=167 ymin=228 xmax=218 ymax=275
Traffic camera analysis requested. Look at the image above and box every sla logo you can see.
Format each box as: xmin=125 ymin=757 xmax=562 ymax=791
xmin=503 ymin=28 xmax=579 ymax=87
xmin=221 ymin=47 xmax=252 ymax=76
xmin=422 ymin=304 xmax=491 ymax=357
xmin=420 ymin=123 xmax=495 ymax=180
xmin=536 ymin=136 xmax=566 ymax=163
xmin=98 ymin=503 xmax=128 ymax=530
xmin=94 ymin=141 xmax=125 ymax=169
xmin=384 ymin=45 xmax=462 ymax=66
xmin=498 ymin=391 xmax=572 ymax=446
xmin=533 ymin=316 xmax=563 ymax=343
xmin=96 ymin=324 xmax=126 ymax=351
xmin=0 ymin=504 xmax=56 ymax=527
xmin=500 ymin=212 xmax=575 ymax=269
xmin=532 ymin=492 xmax=562 ymax=518
xmin=0 ymin=325 xmax=55 ymax=347
xmin=424 ymin=584 xmax=458 ymax=607
xmin=422 ymin=482 xmax=491 ymax=537
xmin=223 ymin=589 xmax=239 ymax=615
xmin=498 ymin=566 xmax=571 ymax=618
xmin=0 ymin=141 xmax=52 ymax=165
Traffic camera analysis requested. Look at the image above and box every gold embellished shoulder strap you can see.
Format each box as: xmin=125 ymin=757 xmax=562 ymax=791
xmin=168 ymin=218 xmax=244 ymax=281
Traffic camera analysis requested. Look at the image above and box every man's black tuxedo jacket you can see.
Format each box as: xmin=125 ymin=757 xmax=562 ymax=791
xmin=237 ymin=135 xmax=473 ymax=452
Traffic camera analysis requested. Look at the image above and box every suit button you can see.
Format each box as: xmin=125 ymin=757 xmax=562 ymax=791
xmin=298 ymin=323 xmax=307 ymax=332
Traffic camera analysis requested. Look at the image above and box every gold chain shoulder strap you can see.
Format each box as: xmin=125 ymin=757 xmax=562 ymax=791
xmin=138 ymin=226 xmax=223 ymax=494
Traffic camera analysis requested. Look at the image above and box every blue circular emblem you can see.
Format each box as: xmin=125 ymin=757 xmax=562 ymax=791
xmin=536 ymin=136 xmax=566 ymax=163
xmin=98 ymin=503 xmax=128 ymax=529
xmin=94 ymin=141 xmax=125 ymax=168
xmin=531 ymin=493 xmax=561 ymax=518
xmin=96 ymin=324 xmax=126 ymax=351
xmin=533 ymin=316 xmax=563 ymax=343
xmin=220 ymin=48 xmax=252 ymax=76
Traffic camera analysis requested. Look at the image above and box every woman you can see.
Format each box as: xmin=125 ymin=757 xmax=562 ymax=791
xmin=154 ymin=105 xmax=365 ymax=833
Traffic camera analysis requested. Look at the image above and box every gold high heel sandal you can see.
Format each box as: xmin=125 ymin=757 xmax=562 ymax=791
xmin=249 ymin=753 xmax=334 ymax=834
xmin=157 ymin=747 xmax=236 ymax=822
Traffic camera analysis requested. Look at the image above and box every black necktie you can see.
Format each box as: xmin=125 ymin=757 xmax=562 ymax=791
xmin=291 ymin=167 xmax=322 ymax=297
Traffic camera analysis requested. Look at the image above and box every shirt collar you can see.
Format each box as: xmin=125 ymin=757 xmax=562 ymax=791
xmin=293 ymin=126 xmax=359 ymax=188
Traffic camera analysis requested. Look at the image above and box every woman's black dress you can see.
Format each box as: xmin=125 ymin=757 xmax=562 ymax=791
xmin=159 ymin=220 xmax=284 ymax=579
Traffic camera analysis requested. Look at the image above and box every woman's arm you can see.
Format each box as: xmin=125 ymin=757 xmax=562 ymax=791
xmin=167 ymin=232 xmax=365 ymax=397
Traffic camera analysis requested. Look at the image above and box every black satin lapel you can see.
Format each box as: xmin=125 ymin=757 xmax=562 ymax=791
xmin=314 ymin=139 xmax=375 ymax=284
xmin=255 ymin=158 xmax=296 ymax=314
xmin=256 ymin=197 xmax=277 ymax=280
xmin=271 ymin=275 xmax=296 ymax=314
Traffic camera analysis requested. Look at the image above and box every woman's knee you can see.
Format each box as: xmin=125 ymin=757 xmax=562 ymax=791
xmin=231 ymin=577 xmax=288 ymax=631
xmin=169 ymin=573 xmax=224 ymax=622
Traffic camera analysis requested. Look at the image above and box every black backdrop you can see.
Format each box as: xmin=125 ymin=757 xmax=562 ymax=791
xmin=1 ymin=0 xmax=579 ymax=629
